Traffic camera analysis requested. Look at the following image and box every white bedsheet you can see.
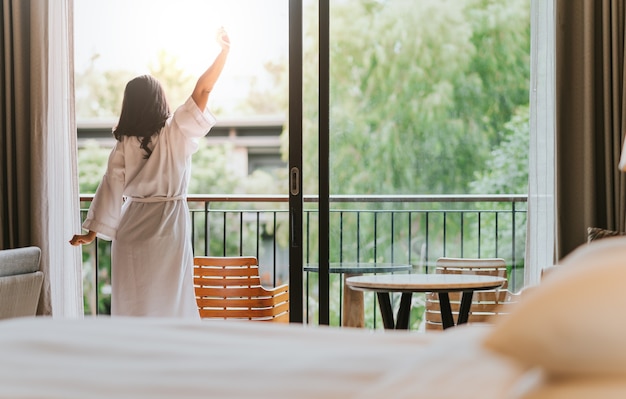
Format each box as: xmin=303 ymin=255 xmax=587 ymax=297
xmin=512 ymin=373 xmax=626 ymax=399
xmin=0 ymin=317 xmax=526 ymax=398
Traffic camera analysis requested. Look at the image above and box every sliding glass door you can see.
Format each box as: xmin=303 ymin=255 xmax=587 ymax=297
xmin=293 ymin=0 xmax=531 ymax=326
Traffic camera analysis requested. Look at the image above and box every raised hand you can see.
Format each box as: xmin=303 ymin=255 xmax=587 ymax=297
xmin=217 ymin=27 xmax=230 ymax=50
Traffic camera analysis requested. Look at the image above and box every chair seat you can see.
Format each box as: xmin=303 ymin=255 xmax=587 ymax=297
xmin=424 ymin=257 xmax=519 ymax=331
xmin=194 ymin=256 xmax=289 ymax=322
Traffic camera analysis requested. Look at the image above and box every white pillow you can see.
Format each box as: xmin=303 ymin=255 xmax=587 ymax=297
xmin=483 ymin=236 xmax=626 ymax=377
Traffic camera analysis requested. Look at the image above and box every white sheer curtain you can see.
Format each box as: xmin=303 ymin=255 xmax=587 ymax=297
xmin=48 ymin=0 xmax=83 ymax=317
xmin=526 ymin=0 xmax=556 ymax=287
xmin=31 ymin=0 xmax=83 ymax=317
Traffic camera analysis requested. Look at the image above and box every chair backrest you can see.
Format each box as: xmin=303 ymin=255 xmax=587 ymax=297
xmin=193 ymin=256 xmax=289 ymax=322
xmin=424 ymin=257 xmax=516 ymax=331
xmin=0 ymin=246 xmax=44 ymax=319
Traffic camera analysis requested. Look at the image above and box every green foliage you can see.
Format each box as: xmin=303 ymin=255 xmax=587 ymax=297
xmin=75 ymin=55 xmax=134 ymax=118
xmin=470 ymin=105 xmax=530 ymax=194
xmin=187 ymin=140 xmax=239 ymax=195
xmin=236 ymin=58 xmax=288 ymax=116
xmin=77 ymin=140 xmax=110 ymax=193
xmin=75 ymin=49 xmax=197 ymax=118
xmin=300 ymin=0 xmax=530 ymax=196
xmin=149 ymin=50 xmax=195 ymax=112
xmin=463 ymin=0 xmax=531 ymax=142
xmin=296 ymin=0 xmax=530 ymax=273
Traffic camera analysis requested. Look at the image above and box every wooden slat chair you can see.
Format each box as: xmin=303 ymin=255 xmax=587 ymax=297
xmin=424 ymin=257 xmax=519 ymax=331
xmin=193 ymin=256 xmax=289 ymax=322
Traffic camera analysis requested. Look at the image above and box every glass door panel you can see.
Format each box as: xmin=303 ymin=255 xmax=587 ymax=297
xmin=299 ymin=0 xmax=530 ymax=327
xmin=74 ymin=0 xmax=291 ymax=315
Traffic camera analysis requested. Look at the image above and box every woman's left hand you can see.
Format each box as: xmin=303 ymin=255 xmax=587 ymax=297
xmin=69 ymin=231 xmax=97 ymax=246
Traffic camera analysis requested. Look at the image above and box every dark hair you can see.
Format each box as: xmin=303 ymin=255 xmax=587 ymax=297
xmin=113 ymin=75 xmax=170 ymax=158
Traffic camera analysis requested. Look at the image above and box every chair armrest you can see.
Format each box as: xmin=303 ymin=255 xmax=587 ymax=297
xmin=0 ymin=247 xmax=41 ymax=277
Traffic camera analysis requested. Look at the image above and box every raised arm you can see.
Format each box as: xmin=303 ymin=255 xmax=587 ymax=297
xmin=191 ymin=27 xmax=230 ymax=110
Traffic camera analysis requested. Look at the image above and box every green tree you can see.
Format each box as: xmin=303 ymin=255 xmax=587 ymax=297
xmin=77 ymin=140 xmax=110 ymax=193
xmin=74 ymin=55 xmax=134 ymax=118
xmin=148 ymin=50 xmax=195 ymax=112
xmin=298 ymin=0 xmax=530 ymax=273
xmin=462 ymin=0 xmax=531 ymax=147
xmin=300 ymin=0 xmax=530 ymax=196
xmin=75 ymin=49 xmax=198 ymax=118
xmin=237 ymin=58 xmax=288 ymax=116
xmin=470 ymin=105 xmax=530 ymax=194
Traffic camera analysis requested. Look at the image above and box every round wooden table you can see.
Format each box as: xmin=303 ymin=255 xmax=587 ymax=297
xmin=346 ymin=274 xmax=506 ymax=330
xmin=304 ymin=263 xmax=412 ymax=328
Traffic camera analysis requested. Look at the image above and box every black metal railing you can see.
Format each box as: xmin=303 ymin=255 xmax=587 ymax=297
xmin=79 ymin=194 xmax=527 ymax=328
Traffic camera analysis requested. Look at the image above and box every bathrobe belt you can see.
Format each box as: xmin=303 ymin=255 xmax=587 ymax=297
xmin=126 ymin=196 xmax=184 ymax=203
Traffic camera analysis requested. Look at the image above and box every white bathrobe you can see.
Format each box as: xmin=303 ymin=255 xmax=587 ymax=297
xmin=83 ymin=97 xmax=215 ymax=318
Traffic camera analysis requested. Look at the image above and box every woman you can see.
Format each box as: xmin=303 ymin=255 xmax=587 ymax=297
xmin=70 ymin=28 xmax=230 ymax=318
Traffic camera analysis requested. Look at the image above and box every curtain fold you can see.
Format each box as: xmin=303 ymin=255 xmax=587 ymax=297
xmin=1 ymin=0 xmax=33 ymax=247
xmin=555 ymin=0 xmax=626 ymax=259
xmin=44 ymin=0 xmax=83 ymax=317
xmin=1 ymin=0 xmax=83 ymax=317
xmin=526 ymin=0 xmax=556 ymax=286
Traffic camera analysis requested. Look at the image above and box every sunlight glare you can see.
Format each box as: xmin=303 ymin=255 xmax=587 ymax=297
xmin=74 ymin=0 xmax=288 ymax=114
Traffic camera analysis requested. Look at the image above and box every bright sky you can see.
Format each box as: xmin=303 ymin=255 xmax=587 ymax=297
xmin=74 ymin=0 xmax=289 ymax=113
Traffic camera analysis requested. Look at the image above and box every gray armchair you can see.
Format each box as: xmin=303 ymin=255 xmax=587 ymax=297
xmin=0 ymin=246 xmax=43 ymax=319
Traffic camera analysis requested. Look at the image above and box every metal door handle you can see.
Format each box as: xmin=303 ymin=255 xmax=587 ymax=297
xmin=290 ymin=167 xmax=300 ymax=195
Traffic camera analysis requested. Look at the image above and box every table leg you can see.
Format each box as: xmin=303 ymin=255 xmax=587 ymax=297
xmin=395 ymin=293 xmax=413 ymax=329
xmin=457 ymin=291 xmax=474 ymax=325
xmin=438 ymin=292 xmax=455 ymax=329
xmin=376 ymin=292 xmax=396 ymax=329
xmin=343 ymin=273 xmax=364 ymax=328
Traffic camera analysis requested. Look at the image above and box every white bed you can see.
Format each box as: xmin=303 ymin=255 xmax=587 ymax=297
xmin=2 ymin=237 xmax=626 ymax=399
xmin=0 ymin=317 xmax=524 ymax=399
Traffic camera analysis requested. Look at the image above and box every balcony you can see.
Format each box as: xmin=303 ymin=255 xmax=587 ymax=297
xmin=80 ymin=193 xmax=527 ymax=329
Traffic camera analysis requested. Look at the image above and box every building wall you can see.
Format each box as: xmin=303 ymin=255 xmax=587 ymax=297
xmin=77 ymin=117 xmax=286 ymax=177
